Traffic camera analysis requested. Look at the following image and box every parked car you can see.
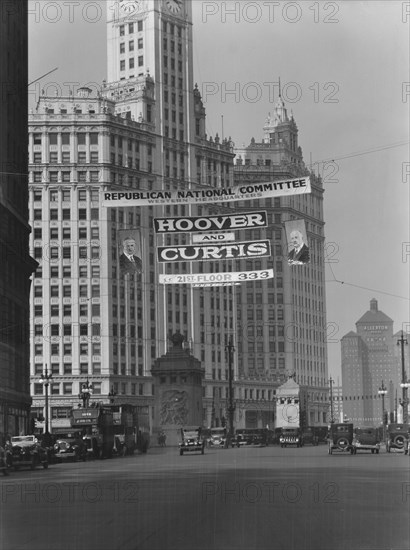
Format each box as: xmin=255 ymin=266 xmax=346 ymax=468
xmin=386 ymin=423 xmax=409 ymax=453
xmin=231 ymin=428 xmax=264 ymax=447
xmin=302 ymin=427 xmax=319 ymax=446
xmin=352 ymin=427 xmax=381 ymax=454
xmin=279 ymin=428 xmax=303 ymax=448
xmin=327 ymin=423 xmax=354 ymax=454
xmin=10 ymin=435 xmax=49 ymax=470
xmin=179 ymin=427 xmax=205 ymax=456
xmin=54 ymin=434 xmax=87 ymax=462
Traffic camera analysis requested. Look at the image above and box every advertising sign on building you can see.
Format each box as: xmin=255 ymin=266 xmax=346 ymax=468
xmin=103 ymin=177 xmax=311 ymax=207
xmin=159 ymin=269 xmax=274 ymax=285
xmin=153 ymin=211 xmax=268 ymax=233
xmin=117 ymin=229 xmax=143 ymax=277
xmin=284 ymin=219 xmax=310 ymax=266
xmin=192 ymin=232 xmax=235 ymax=243
xmin=157 ymin=240 xmax=271 ymax=263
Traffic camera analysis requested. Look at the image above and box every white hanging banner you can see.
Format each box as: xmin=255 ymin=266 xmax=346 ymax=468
xmin=102 ymin=177 xmax=311 ymax=207
xmin=159 ymin=269 xmax=274 ymax=285
xmin=192 ymin=232 xmax=235 ymax=243
xmin=157 ymin=240 xmax=271 ymax=263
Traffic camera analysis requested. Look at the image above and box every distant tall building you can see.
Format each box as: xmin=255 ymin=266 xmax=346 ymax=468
xmin=0 ymin=1 xmax=37 ymax=440
xmin=233 ymin=94 xmax=329 ymax=426
xmin=341 ymin=299 xmax=405 ymax=425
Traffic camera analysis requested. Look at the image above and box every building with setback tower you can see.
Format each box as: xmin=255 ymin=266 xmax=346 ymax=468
xmin=28 ymin=0 xmax=235 ymax=430
xmin=28 ymin=0 xmax=329 ymax=431
xmin=233 ymin=95 xmax=329 ymax=427
xmin=341 ymin=299 xmax=407 ymax=425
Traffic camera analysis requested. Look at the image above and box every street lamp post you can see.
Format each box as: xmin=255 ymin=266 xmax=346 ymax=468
xmin=39 ymin=365 xmax=53 ymax=434
xmin=378 ymin=380 xmax=387 ymax=438
xmin=226 ymin=338 xmax=235 ymax=446
xmin=329 ymin=377 xmax=335 ymax=424
xmin=78 ymin=378 xmax=93 ymax=408
xmin=397 ymin=331 xmax=409 ymax=424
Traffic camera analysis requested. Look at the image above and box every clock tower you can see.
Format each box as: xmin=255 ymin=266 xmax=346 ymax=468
xmin=106 ymin=0 xmax=194 ymax=139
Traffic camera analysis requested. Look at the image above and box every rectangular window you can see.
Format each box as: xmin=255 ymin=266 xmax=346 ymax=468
xmin=62 ymin=152 xmax=70 ymax=163
xmin=63 ymin=383 xmax=72 ymax=395
xmin=63 ymin=285 xmax=71 ymax=297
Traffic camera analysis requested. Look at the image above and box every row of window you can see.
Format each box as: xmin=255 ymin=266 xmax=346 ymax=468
xmin=120 ymin=56 xmax=144 ymax=71
xmin=162 ymin=21 xmax=183 ymax=37
xmin=33 ymin=282 xmax=101 ymax=299
xmin=33 ymin=207 xmax=99 ymax=221
xmin=163 ymin=73 xmax=183 ymax=89
xmin=31 ymin=171 xmax=100 ymax=183
xmin=119 ymin=38 xmax=143 ymax=53
xmin=32 ymin=133 xmax=99 ymax=146
xmin=33 ymin=133 xmax=147 ymax=152
xmin=32 ymin=323 xmax=100 ymax=336
xmin=163 ymin=55 xmax=183 ymax=73
xmin=33 ymin=265 xmax=98 ymax=279
xmin=33 ymin=226 xmax=99 ymax=241
xmin=33 ymin=344 xmax=104 ymax=360
xmin=33 ymin=382 xmax=101 ymax=396
xmin=119 ymin=21 xmax=143 ymax=36
xmin=32 ymin=152 xmax=100 ymax=163
xmin=163 ymin=38 xmax=182 ymax=55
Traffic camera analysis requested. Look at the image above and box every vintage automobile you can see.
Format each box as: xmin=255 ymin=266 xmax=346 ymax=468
xmin=352 ymin=427 xmax=381 ymax=454
xmin=252 ymin=429 xmax=269 ymax=447
xmin=10 ymin=435 xmax=49 ymax=470
xmin=208 ymin=427 xmax=227 ymax=448
xmin=386 ymin=423 xmax=409 ymax=453
xmin=327 ymin=423 xmax=354 ymax=454
xmin=232 ymin=429 xmax=260 ymax=447
xmin=54 ymin=434 xmax=87 ymax=462
xmin=302 ymin=427 xmax=319 ymax=446
xmin=279 ymin=428 xmax=304 ymax=448
xmin=179 ymin=427 xmax=205 ymax=456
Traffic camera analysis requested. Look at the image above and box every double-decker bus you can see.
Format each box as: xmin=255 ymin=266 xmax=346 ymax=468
xmin=70 ymin=406 xmax=114 ymax=459
xmin=105 ymin=403 xmax=150 ymax=455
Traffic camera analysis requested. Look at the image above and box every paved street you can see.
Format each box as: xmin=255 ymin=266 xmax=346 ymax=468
xmin=1 ymin=445 xmax=409 ymax=550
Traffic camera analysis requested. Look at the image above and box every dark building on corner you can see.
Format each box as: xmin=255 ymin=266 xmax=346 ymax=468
xmin=0 ymin=1 xmax=38 ymax=441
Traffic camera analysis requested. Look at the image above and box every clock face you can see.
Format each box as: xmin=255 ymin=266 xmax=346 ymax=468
xmin=119 ymin=0 xmax=140 ymax=13
xmin=166 ymin=0 xmax=183 ymax=14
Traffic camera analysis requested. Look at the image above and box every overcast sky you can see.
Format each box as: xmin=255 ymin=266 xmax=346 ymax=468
xmin=28 ymin=1 xmax=410 ymax=380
